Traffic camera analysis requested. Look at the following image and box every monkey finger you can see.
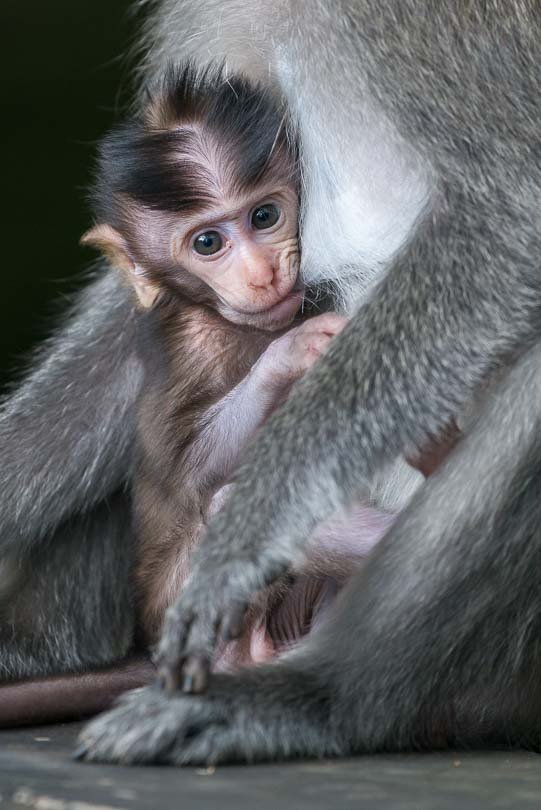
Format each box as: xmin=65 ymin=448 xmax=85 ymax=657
xmin=155 ymin=607 xmax=196 ymax=692
xmin=157 ymin=648 xmax=210 ymax=696
xmin=161 ymin=607 xmax=221 ymax=695
xmin=155 ymin=642 xmax=187 ymax=694
xmin=158 ymin=607 xmax=192 ymax=659
xmin=308 ymin=313 xmax=348 ymax=336
xmin=221 ymin=601 xmax=248 ymax=641
xmin=302 ymin=333 xmax=337 ymax=360
xmin=157 ymin=663 xmax=182 ymax=694
xmin=181 ymin=655 xmax=211 ymax=694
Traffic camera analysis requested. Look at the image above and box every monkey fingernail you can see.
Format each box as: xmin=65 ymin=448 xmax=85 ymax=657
xmin=158 ymin=666 xmax=180 ymax=694
xmin=222 ymin=604 xmax=247 ymax=640
xmin=182 ymin=657 xmax=209 ymax=693
xmin=182 ymin=673 xmax=195 ymax=693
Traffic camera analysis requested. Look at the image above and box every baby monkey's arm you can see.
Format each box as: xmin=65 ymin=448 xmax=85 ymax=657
xmin=135 ymin=313 xmax=346 ymax=643
xmin=191 ymin=313 xmax=347 ymax=490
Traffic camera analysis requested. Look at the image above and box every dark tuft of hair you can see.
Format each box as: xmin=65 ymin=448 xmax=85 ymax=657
xmin=90 ymin=61 xmax=297 ymax=226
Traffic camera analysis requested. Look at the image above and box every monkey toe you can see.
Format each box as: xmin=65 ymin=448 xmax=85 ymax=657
xmin=76 ymin=686 xmax=182 ymax=764
xmin=76 ymin=684 xmax=232 ymax=765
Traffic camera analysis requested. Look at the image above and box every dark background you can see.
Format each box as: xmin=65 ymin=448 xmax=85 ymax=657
xmin=1 ymin=0 xmax=135 ymax=388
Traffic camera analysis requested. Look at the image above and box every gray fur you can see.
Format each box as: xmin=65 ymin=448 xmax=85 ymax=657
xmin=80 ymin=325 xmax=541 ymax=763
xmin=0 ymin=269 xmax=141 ymax=554
xmin=0 ymin=493 xmax=134 ymax=679
xmin=0 ymin=270 xmax=141 ymax=677
xmin=0 ymin=0 xmax=540 ymax=761
xmin=79 ymin=0 xmax=541 ymax=762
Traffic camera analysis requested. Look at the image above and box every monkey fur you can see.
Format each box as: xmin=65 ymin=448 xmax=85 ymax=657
xmin=1 ymin=0 xmax=540 ymax=761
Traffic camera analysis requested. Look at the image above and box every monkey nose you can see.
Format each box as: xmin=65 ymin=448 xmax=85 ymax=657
xmin=245 ymin=258 xmax=275 ymax=289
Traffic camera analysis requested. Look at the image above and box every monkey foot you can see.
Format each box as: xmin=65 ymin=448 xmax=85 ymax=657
xmin=76 ymin=669 xmax=339 ymax=765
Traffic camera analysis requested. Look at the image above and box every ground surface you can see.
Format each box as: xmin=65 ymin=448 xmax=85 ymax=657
xmin=1 ymin=724 xmax=541 ymax=808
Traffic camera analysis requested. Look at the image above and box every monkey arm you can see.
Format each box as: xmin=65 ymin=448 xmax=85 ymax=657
xmin=0 ymin=271 xmax=141 ymax=555
xmin=185 ymin=360 xmax=283 ymax=492
xmin=78 ymin=338 xmax=541 ymax=764
xmin=0 ymin=656 xmax=155 ymax=728
xmin=179 ymin=313 xmax=346 ymax=494
xmin=155 ymin=187 xmax=541 ymax=690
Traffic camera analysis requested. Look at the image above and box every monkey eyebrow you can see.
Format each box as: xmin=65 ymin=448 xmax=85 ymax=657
xmin=183 ymin=206 xmax=244 ymax=231
xmin=180 ymin=191 xmax=284 ymax=233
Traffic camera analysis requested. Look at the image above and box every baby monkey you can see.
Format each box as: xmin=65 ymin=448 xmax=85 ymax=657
xmin=0 ymin=65 xmax=397 ymax=725
xmin=83 ymin=64 xmax=346 ymax=656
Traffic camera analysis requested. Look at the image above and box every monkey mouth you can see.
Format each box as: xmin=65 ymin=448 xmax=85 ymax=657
xmin=259 ymin=288 xmax=304 ymax=323
xmin=221 ymin=288 xmax=304 ymax=331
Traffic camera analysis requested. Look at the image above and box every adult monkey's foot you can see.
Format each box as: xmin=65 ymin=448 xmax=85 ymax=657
xmin=76 ymin=667 xmax=342 ymax=765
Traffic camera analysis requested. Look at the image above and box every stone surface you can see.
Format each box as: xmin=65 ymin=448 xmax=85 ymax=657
xmin=2 ymin=724 xmax=541 ymax=809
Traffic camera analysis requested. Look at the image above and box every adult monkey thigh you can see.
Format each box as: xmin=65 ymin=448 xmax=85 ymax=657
xmin=78 ymin=0 xmax=541 ymax=764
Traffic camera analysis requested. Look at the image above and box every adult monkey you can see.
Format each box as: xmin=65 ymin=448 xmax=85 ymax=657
xmin=2 ymin=0 xmax=541 ymax=760
xmin=76 ymin=0 xmax=541 ymax=763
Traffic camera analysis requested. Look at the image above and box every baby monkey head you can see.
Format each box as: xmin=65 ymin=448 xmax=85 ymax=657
xmin=83 ymin=62 xmax=301 ymax=330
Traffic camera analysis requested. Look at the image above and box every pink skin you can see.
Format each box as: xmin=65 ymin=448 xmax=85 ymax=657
xmin=190 ymin=313 xmax=399 ymax=673
xmin=187 ymin=313 xmax=349 ymax=493
xmin=171 ymin=185 xmax=301 ymax=325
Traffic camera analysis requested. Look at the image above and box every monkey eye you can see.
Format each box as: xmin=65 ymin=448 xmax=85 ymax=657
xmin=251 ymin=203 xmax=280 ymax=230
xmin=193 ymin=230 xmax=223 ymax=256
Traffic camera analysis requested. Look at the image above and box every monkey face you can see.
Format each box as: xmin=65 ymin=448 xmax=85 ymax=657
xmin=168 ymin=184 xmax=301 ymax=329
xmin=83 ymin=183 xmax=302 ymax=332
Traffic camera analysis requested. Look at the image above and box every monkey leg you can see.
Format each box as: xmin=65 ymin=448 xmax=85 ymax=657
xmin=0 ymin=493 xmax=135 ymax=681
xmin=76 ymin=665 xmax=336 ymax=765
xmin=79 ymin=342 xmax=541 ymax=763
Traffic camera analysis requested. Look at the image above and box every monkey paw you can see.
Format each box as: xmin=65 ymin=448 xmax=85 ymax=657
xmin=76 ymin=670 xmax=337 ymax=765
xmin=156 ymin=554 xmax=289 ymax=693
xmin=75 ymin=685 xmax=233 ymax=765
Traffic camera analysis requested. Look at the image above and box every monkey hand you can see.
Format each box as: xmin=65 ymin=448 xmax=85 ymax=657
xmin=254 ymin=312 xmax=347 ymax=394
xmin=155 ymin=531 xmax=289 ymax=694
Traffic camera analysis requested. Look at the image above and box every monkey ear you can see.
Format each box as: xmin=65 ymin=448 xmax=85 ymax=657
xmin=81 ymin=224 xmax=158 ymax=309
